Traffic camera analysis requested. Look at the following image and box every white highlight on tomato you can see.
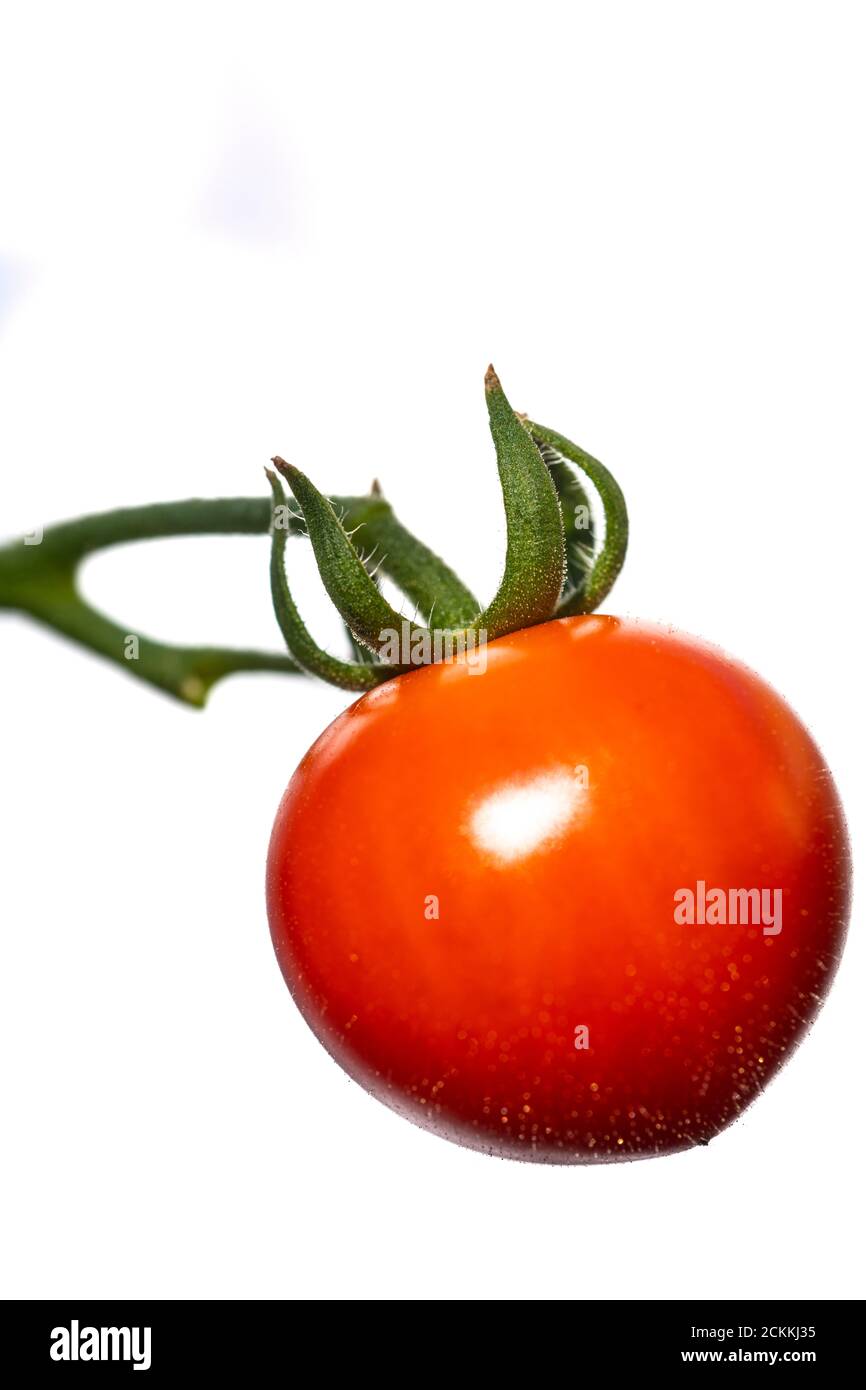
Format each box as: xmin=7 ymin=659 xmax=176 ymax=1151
xmin=467 ymin=767 xmax=589 ymax=864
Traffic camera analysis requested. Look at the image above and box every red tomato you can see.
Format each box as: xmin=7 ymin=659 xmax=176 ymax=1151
xmin=266 ymin=617 xmax=850 ymax=1162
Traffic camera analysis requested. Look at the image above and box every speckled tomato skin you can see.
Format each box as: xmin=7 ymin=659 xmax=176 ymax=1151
xmin=266 ymin=617 xmax=850 ymax=1163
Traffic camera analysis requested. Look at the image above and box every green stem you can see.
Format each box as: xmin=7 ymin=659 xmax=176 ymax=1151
xmin=0 ymin=519 xmax=301 ymax=706
xmin=0 ymin=490 xmax=472 ymax=705
xmin=25 ymin=575 xmax=298 ymax=707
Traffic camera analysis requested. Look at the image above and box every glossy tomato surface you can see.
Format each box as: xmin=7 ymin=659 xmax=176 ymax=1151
xmin=266 ymin=617 xmax=850 ymax=1162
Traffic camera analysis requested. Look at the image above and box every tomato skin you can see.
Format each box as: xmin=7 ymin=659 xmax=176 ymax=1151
xmin=266 ymin=617 xmax=850 ymax=1163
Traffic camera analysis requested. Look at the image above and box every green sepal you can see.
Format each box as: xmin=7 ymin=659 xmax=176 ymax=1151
xmin=272 ymin=457 xmax=430 ymax=658
xmin=527 ymin=420 xmax=628 ymax=614
xmin=267 ymin=470 xmax=396 ymax=691
xmin=356 ymin=487 xmax=478 ymax=628
xmin=534 ymin=435 xmax=597 ymax=602
xmin=471 ymin=367 xmax=565 ymax=640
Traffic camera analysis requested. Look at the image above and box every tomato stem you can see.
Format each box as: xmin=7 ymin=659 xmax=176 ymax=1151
xmin=0 ymin=491 xmax=474 ymax=704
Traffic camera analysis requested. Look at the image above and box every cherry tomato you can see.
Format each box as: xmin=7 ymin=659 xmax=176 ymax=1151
xmin=266 ymin=617 xmax=850 ymax=1162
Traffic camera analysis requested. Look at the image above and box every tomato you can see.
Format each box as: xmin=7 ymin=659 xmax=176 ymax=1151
xmin=266 ymin=616 xmax=850 ymax=1162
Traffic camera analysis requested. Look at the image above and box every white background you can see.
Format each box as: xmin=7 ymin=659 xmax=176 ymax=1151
xmin=0 ymin=2 xmax=863 ymax=1300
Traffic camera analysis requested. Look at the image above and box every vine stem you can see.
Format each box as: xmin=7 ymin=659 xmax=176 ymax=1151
xmin=0 ymin=489 xmax=481 ymax=706
xmin=0 ymin=499 xmax=302 ymax=706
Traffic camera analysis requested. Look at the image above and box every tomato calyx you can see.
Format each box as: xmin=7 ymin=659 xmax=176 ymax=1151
xmin=0 ymin=366 xmax=629 ymax=702
xmin=265 ymin=365 xmax=629 ymax=690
